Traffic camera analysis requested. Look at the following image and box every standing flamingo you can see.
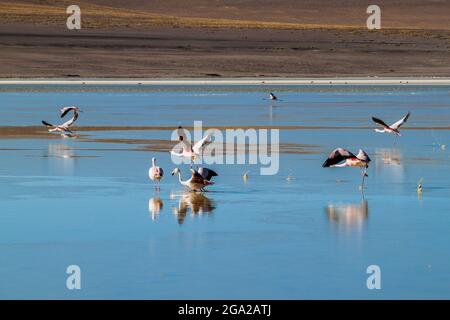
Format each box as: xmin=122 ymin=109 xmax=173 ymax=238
xmin=149 ymin=157 xmax=164 ymax=189
xmin=322 ymin=148 xmax=371 ymax=188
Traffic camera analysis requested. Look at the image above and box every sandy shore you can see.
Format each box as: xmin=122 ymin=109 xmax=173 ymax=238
xmin=1 ymin=24 xmax=449 ymax=78
xmin=2 ymin=78 xmax=450 ymax=86
xmin=1 ymin=1 xmax=449 ymax=78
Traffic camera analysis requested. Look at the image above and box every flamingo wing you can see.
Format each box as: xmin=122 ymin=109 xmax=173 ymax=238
xmin=192 ymin=134 xmax=211 ymax=154
xmin=372 ymin=117 xmax=390 ymax=129
xmin=322 ymin=148 xmax=355 ymax=167
xmin=177 ymin=126 xmax=188 ymax=142
xmin=60 ymin=112 xmax=79 ymax=128
xmin=176 ymin=126 xmax=192 ymax=152
xmin=190 ymin=169 xmax=207 ymax=185
xmin=60 ymin=107 xmax=72 ymax=118
xmin=198 ymin=167 xmax=218 ymax=181
xmin=42 ymin=120 xmax=53 ymax=127
xmin=356 ymin=149 xmax=371 ymax=163
xmin=390 ymin=112 xmax=410 ymax=129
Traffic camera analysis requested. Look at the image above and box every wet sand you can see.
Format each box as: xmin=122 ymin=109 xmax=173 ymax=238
xmin=1 ymin=24 xmax=449 ymax=78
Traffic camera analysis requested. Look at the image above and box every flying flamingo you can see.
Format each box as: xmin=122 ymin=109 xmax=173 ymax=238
xmin=42 ymin=106 xmax=81 ymax=135
xmin=170 ymin=126 xmax=211 ymax=161
xmin=149 ymin=157 xmax=164 ymax=189
xmin=171 ymin=167 xmax=215 ymax=192
xmin=372 ymin=112 xmax=410 ymax=136
xmin=322 ymin=148 xmax=371 ymax=188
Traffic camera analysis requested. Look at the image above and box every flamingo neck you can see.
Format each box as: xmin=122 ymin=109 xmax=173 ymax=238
xmin=177 ymin=172 xmax=185 ymax=184
xmin=152 ymin=158 xmax=156 ymax=167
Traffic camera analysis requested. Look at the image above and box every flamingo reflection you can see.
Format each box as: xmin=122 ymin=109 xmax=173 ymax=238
xmin=148 ymin=197 xmax=164 ymax=221
xmin=171 ymin=192 xmax=216 ymax=225
xmin=326 ymin=200 xmax=369 ymax=231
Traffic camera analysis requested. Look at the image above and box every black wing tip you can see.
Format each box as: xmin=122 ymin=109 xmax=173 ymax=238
xmin=42 ymin=120 xmax=52 ymax=126
xmin=60 ymin=108 xmax=70 ymax=118
xmin=210 ymin=170 xmax=218 ymax=177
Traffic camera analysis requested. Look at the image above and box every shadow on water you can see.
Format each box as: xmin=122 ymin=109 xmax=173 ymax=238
xmin=325 ymin=200 xmax=369 ymax=232
xmin=170 ymin=192 xmax=216 ymax=225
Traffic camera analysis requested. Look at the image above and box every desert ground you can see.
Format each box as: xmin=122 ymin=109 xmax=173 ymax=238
xmin=0 ymin=0 xmax=449 ymax=78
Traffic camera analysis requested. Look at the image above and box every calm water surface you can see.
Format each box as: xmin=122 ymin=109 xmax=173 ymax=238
xmin=0 ymin=85 xmax=449 ymax=299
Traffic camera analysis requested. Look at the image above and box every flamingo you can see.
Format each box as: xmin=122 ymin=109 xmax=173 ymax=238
xmin=149 ymin=157 xmax=164 ymax=189
xmin=170 ymin=126 xmax=211 ymax=161
xmin=42 ymin=106 xmax=81 ymax=134
xmin=171 ymin=167 xmax=215 ymax=192
xmin=322 ymin=148 xmax=371 ymax=188
xmin=269 ymin=92 xmax=278 ymax=100
xmin=417 ymin=177 xmax=423 ymax=194
xmin=372 ymin=112 xmax=410 ymax=136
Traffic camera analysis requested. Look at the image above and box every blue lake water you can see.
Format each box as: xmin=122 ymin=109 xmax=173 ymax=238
xmin=0 ymin=85 xmax=449 ymax=299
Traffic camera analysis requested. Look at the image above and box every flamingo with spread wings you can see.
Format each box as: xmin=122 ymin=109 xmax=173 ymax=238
xmin=322 ymin=148 xmax=371 ymax=189
xmin=372 ymin=112 xmax=410 ymax=136
xmin=42 ymin=106 xmax=81 ymax=134
xmin=171 ymin=167 xmax=215 ymax=192
xmin=170 ymin=126 xmax=212 ymax=160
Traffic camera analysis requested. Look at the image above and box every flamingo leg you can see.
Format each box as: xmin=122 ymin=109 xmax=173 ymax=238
xmin=360 ymin=168 xmax=368 ymax=189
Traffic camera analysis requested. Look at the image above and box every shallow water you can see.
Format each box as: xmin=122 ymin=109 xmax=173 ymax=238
xmin=0 ymin=85 xmax=449 ymax=299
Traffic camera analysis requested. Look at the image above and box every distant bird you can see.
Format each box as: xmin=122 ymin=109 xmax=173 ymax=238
xmin=269 ymin=92 xmax=278 ymax=100
xmin=42 ymin=106 xmax=81 ymax=134
xmin=417 ymin=177 xmax=423 ymax=194
xmin=170 ymin=126 xmax=212 ymax=161
xmin=242 ymin=170 xmax=249 ymax=181
xmin=171 ymin=167 xmax=215 ymax=192
xmin=372 ymin=112 xmax=410 ymax=136
xmin=149 ymin=157 xmax=164 ymax=189
xmin=322 ymin=148 xmax=371 ymax=188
